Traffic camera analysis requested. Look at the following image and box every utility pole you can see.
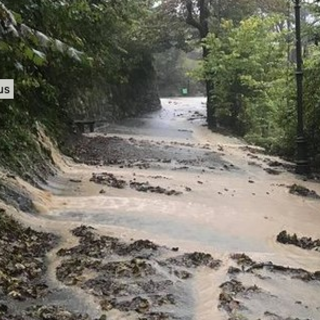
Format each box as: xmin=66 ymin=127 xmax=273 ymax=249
xmin=293 ymin=0 xmax=310 ymax=174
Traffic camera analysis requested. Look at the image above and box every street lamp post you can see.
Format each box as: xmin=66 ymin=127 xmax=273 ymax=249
xmin=293 ymin=0 xmax=310 ymax=174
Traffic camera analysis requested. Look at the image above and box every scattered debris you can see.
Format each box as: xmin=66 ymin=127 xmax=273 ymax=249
xmin=148 ymin=175 xmax=171 ymax=180
xmin=230 ymin=253 xmax=255 ymax=267
xmin=263 ymin=311 xmax=308 ymax=320
xmin=268 ymin=160 xmax=283 ymax=167
xmin=246 ymin=262 xmax=320 ymax=282
xmin=240 ymin=145 xmax=265 ymax=154
xmin=266 ymin=160 xmax=295 ymax=172
xmin=264 ymin=168 xmax=281 ymax=175
xmin=90 ymin=172 xmax=127 ymax=189
xmin=288 ymin=184 xmax=320 ymax=199
xmin=227 ymin=266 xmax=241 ymax=274
xmin=277 ymin=230 xmax=320 ymax=251
xmin=248 ymin=161 xmax=262 ymax=167
xmin=165 ymin=252 xmax=221 ymax=269
xmin=0 ymin=209 xmax=57 ymax=301
xmin=69 ymin=178 xmax=82 ymax=183
xmin=129 ymin=181 xmax=182 ymax=196
xmin=56 ymin=226 xmax=220 ymax=318
xmin=219 ymin=279 xmax=260 ymax=313
xmin=26 ymin=305 xmax=91 ymax=320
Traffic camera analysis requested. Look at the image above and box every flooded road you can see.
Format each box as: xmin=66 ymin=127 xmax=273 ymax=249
xmin=8 ymin=98 xmax=320 ymax=320
xmin=47 ymin=98 xmax=320 ymax=254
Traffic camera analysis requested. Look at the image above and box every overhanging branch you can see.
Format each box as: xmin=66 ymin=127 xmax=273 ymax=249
xmin=186 ymin=0 xmax=202 ymax=32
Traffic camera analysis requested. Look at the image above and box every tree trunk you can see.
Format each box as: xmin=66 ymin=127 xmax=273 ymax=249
xmin=186 ymin=0 xmax=216 ymax=129
xmin=203 ymin=47 xmax=216 ymax=128
xmin=205 ymin=80 xmax=216 ymax=128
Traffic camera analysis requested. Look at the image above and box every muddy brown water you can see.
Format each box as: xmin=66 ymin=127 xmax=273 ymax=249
xmin=5 ymin=98 xmax=320 ymax=320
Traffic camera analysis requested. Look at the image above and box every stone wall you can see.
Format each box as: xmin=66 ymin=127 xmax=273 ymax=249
xmin=73 ymin=60 xmax=161 ymax=122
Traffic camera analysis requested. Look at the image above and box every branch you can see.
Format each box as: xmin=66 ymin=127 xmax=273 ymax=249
xmin=185 ymin=0 xmax=202 ymax=32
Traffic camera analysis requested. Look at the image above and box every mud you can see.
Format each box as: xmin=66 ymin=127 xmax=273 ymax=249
xmin=68 ymin=135 xmax=235 ymax=172
xmin=0 ymin=208 xmax=57 ymax=301
xmin=220 ymin=252 xmax=320 ymax=320
xmin=56 ymin=226 xmax=220 ymax=320
xmin=89 ymin=172 xmax=183 ymax=195
xmin=219 ymin=279 xmax=260 ymax=313
xmin=231 ymin=252 xmax=320 ymax=281
xmin=2 ymin=98 xmax=320 ymax=320
xmin=0 ymin=180 xmax=36 ymax=213
xmin=0 ymin=209 xmax=76 ymax=320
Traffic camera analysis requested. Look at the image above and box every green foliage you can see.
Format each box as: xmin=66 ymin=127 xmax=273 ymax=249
xmin=0 ymin=0 xmax=164 ymax=174
xmin=196 ymin=2 xmax=320 ymax=166
xmin=203 ymin=15 xmax=290 ymax=138
xmin=303 ymin=46 xmax=320 ymax=160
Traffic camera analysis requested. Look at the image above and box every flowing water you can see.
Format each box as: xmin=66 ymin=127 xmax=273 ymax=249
xmin=6 ymin=97 xmax=320 ymax=319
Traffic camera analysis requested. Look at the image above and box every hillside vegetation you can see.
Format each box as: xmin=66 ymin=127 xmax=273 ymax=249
xmin=0 ymin=0 xmax=170 ymax=177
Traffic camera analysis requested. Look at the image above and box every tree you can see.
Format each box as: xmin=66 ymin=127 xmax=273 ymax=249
xmin=0 ymin=0 xmax=166 ymax=172
xmin=203 ymin=15 xmax=289 ymax=141
xmin=185 ymin=0 xmax=216 ymax=128
xmin=160 ymin=0 xmax=273 ymax=129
